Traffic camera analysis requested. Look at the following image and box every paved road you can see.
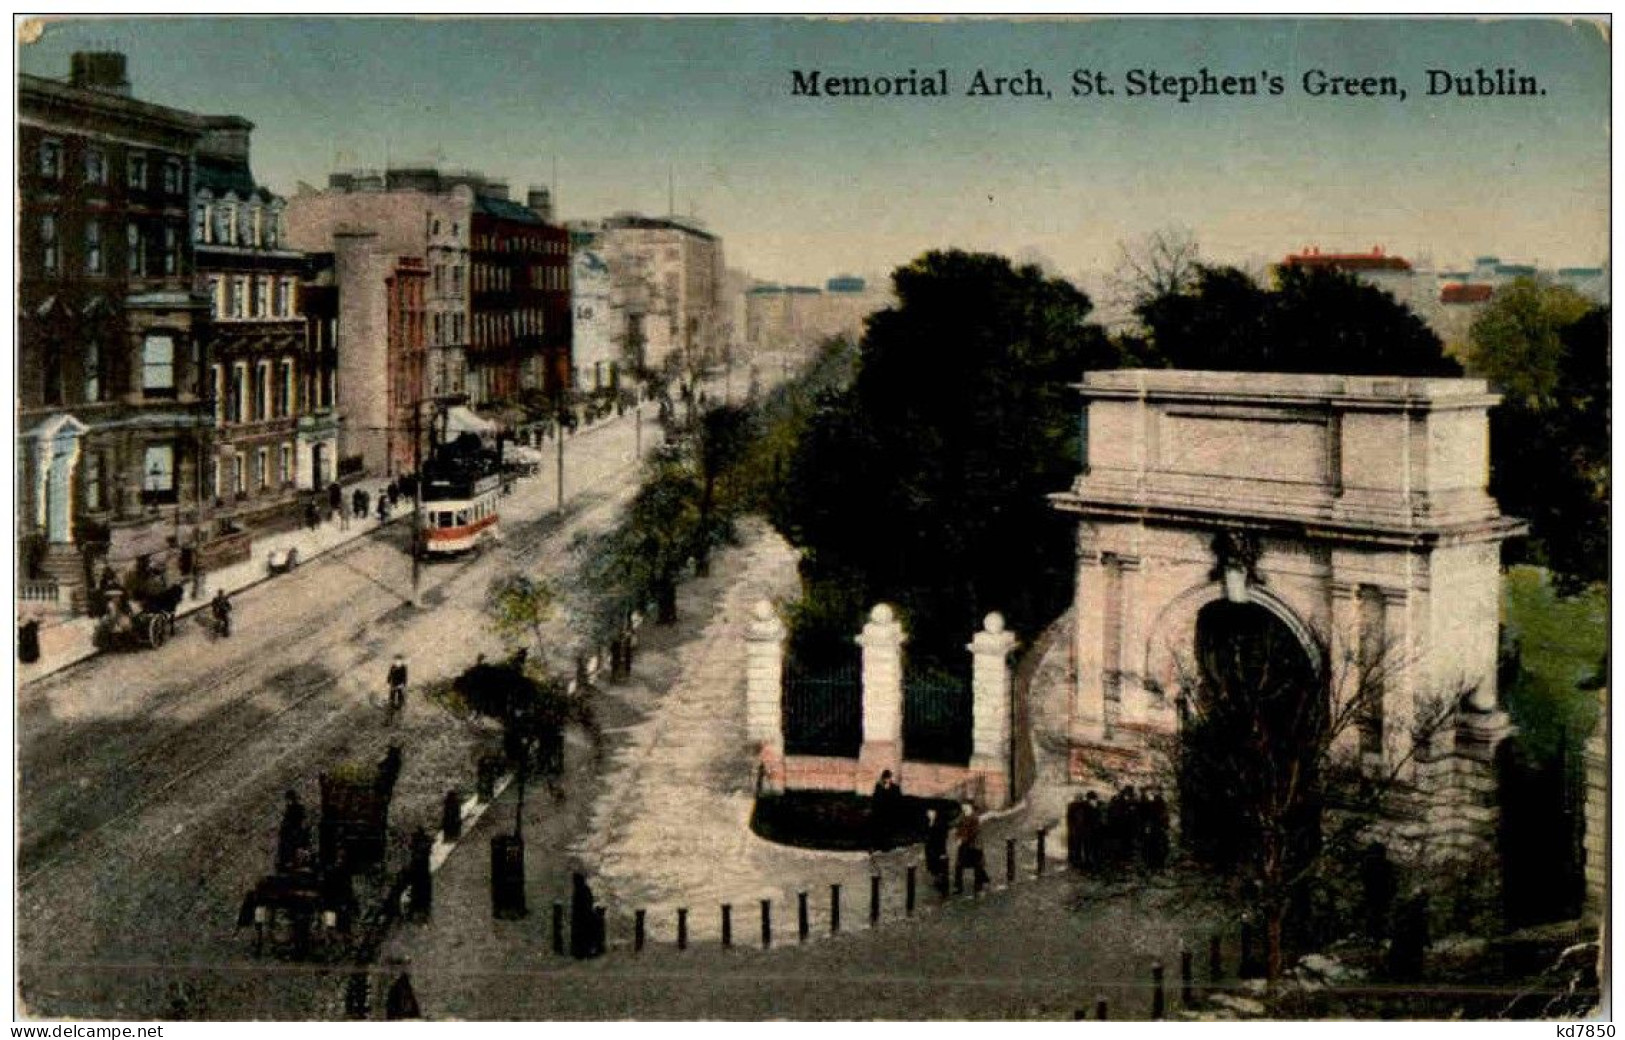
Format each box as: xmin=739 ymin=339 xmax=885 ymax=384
xmin=15 ymin=403 xmax=666 ymax=1020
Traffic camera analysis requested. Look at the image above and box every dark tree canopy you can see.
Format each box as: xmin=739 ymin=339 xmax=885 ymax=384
xmin=1475 ymin=290 xmax=1610 ymax=593
xmin=1134 ymin=264 xmax=1461 ymax=377
xmin=772 ymin=250 xmax=1122 ymax=669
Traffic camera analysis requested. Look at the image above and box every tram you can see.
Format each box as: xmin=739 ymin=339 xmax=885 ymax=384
xmin=418 ymin=435 xmax=503 ymax=557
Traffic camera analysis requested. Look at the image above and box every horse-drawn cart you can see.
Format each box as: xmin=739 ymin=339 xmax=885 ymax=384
xmin=93 ymin=582 xmax=185 ymax=651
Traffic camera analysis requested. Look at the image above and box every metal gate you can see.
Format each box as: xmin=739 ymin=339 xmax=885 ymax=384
xmin=903 ymin=669 xmax=972 ymax=765
xmin=782 ymin=660 xmax=862 ymax=758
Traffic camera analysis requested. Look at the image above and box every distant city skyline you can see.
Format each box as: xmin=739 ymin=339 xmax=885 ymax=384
xmin=18 ymin=16 xmax=1609 ymax=286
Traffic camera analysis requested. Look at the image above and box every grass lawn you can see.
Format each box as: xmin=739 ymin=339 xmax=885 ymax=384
xmin=1500 ymin=565 xmax=1606 ymax=758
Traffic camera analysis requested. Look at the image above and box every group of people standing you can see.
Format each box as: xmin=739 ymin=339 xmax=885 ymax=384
xmin=1066 ymin=785 xmax=1172 ymax=873
xmin=302 ymin=479 xmax=411 ymax=532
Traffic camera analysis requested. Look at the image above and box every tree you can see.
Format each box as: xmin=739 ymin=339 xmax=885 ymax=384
xmin=1109 ymin=225 xmax=1202 ymax=311
xmin=691 ymin=403 xmax=754 ymax=577
xmin=1134 ymin=263 xmax=1461 ymax=377
xmin=1468 ymin=281 xmax=1608 ymax=593
xmin=486 ymin=573 xmax=557 ymax=655
xmin=1160 ymin=598 xmax=1461 ymax=987
xmin=773 ymin=250 xmax=1123 ymax=669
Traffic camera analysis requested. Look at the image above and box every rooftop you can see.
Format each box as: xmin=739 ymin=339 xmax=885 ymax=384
xmin=1076 ymin=368 xmax=1496 ymax=406
xmin=1282 ymin=246 xmax=1413 ymax=272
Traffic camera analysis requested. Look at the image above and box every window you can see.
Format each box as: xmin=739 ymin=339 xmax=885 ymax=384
xmin=279 ymin=443 xmax=293 ymax=486
xmin=40 ymin=214 xmax=58 ymax=273
xmin=453 ymin=266 xmax=464 ymax=294
xmin=250 ymin=207 xmax=264 ymax=248
xmin=266 ymin=209 xmax=281 ymax=249
xmin=194 ymin=204 xmax=209 ymax=244
xmin=237 ymin=207 xmax=251 ymax=247
xmin=163 ymin=226 xmax=179 ymax=275
xmin=127 ymin=222 xmax=145 ymax=276
xmin=162 ymin=160 xmax=182 ymax=195
xmin=276 ymin=358 xmax=294 ymax=417
xmin=207 ymin=276 xmax=224 ymax=319
xmin=85 ymin=220 xmax=103 ymax=274
xmin=143 ymin=443 xmax=176 ymax=497
xmin=39 ymin=139 xmax=62 ymax=180
xmin=83 ymin=453 xmax=104 ymax=512
xmin=228 ymin=363 xmax=247 ymax=423
xmin=253 ymin=361 xmax=269 ymax=420
xmin=256 ymin=447 xmax=270 ymax=490
xmin=230 ymin=276 xmax=249 ymax=318
xmin=211 ymin=363 xmax=224 ymax=423
xmin=213 ymin=205 xmax=231 ymax=245
xmin=83 ymin=341 xmax=100 ymax=402
xmin=128 ymin=153 xmax=148 ymax=190
xmin=142 ymin=335 xmax=175 ymax=396
xmin=85 ymin=148 xmax=107 ymax=186
xmin=232 ymin=453 xmax=246 ymax=496
xmin=254 ymin=276 xmax=272 ymax=318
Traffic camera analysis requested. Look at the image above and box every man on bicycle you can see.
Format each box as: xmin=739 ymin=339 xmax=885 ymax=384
xmin=387 ymin=654 xmax=409 ymax=712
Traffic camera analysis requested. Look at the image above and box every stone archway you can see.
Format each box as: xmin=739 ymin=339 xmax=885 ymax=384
xmin=1052 ymin=370 xmax=1526 ymax=866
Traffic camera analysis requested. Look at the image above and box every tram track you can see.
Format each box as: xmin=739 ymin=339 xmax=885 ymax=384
xmin=18 ymin=437 xmax=647 ymax=893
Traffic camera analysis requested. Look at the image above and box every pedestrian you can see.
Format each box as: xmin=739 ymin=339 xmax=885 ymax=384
xmin=376 ymin=494 xmax=389 ymax=523
xmin=1066 ymin=793 xmax=1089 ymax=869
xmin=328 ymin=481 xmax=343 ymax=526
xmin=570 ymin=872 xmax=601 ymax=958
xmin=407 ymin=827 xmax=433 ymax=919
xmin=276 ymin=790 xmax=309 ymax=872
xmin=211 ymin=588 xmax=233 ymax=638
xmin=388 ymin=481 xmax=401 ymax=509
xmin=304 ymin=499 xmax=320 ymax=532
xmin=1143 ymin=788 xmax=1170 ymax=871
xmin=387 ymin=654 xmax=408 ymax=713
xmin=953 ymin=802 xmax=989 ymax=893
xmin=1106 ymin=785 xmax=1138 ymax=869
xmin=925 ymin=808 xmax=951 ymax=897
xmin=376 ymin=744 xmax=403 ymax=796
xmin=1359 ymin=842 xmax=1397 ymax=941
xmin=352 ymin=487 xmax=366 ymax=520
xmin=384 ymin=967 xmax=421 ymax=1020
xmin=869 ymin=769 xmax=903 ymax=850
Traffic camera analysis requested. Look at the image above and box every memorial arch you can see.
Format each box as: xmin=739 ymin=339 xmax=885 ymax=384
xmin=1051 ymin=370 xmax=1525 ymax=861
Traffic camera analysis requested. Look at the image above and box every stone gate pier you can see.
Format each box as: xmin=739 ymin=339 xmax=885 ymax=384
xmin=1051 ymin=370 xmax=1526 ymax=869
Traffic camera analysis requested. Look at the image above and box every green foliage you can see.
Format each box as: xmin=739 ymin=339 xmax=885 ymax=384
xmin=1500 ymin=565 xmax=1606 ymax=761
xmin=772 ymin=250 xmax=1120 ymax=669
xmin=1471 ymin=286 xmax=1609 ymax=593
xmin=485 ymin=573 xmax=557 ymax=651
xmin=1133 ymin=263 xmax=1460 ymax=376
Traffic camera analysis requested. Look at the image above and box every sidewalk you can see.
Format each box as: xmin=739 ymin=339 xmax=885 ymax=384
xmin=17 ymin=476 xmax=403 ymax=688
xmin=380 ymin=520 xmax=1123 ymax=1020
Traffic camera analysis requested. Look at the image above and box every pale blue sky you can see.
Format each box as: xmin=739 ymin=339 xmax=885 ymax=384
xmin=18 ymin=16 xmax=1610 ymax=286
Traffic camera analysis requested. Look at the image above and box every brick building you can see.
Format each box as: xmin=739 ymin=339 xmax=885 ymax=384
xmin=192 ymin=115 xmax=338 ymax=529
xmin=18 ymin=52 xmax=211 ymax=607
xmin=470 ymin=189 xmax=572 ymax=404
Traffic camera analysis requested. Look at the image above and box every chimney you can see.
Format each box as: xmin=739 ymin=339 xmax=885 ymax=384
xmin=70 ymin=51 xmax=131 ymax=96
xmin=527 ymin=187 xmax=554 ymax=222
xmin=196 ymin=115 xmax=255 ymax=165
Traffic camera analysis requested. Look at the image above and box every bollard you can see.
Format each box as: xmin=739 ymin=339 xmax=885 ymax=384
xmin=1037 ymin=827 xmax=1048 ymax=875
xmin=1151 ymin=961 xmax=1165 ymax=1021
xmin=830 ymin=883 xmax=841 ymax=934
xmin=1006 ymin=838 xmax=1017 ymax=884
xmin=1181 ymin=944 xmax=1194 ymax=1007
xmin=1209 ymin=934 xmax=1221 ymax=983
xmin=634 ymin=909 xmax=646 ymax=952
xmin=905 ymin=866 xmax=917 ymax=915
xmin=721 ymin=904 xmax=732 ymax=947
xmin=798 ymin=891 xmax=810 ymax=942
xmin=870 ymin=874 xmax=881 ymax=926
xmin=551 ymin=902 xmax=564 ymax=955
xmin=761 ymin=898 xmax=772 ymax=948
xmin=1095 ymin=996 xmax=1108 ymax=1021
xmin=677 ymin=907 xmax=688 ymax=950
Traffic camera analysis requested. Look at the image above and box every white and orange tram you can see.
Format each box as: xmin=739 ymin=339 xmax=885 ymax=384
xmin=419 ymin=471 xmax=503 ymax=556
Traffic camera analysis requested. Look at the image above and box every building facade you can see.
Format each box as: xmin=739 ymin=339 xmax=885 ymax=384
xmin=570 ymin=248 xmax=621 ymax=391
xmin=469 ymin=190 xmax=572 ymax=404
xmin=570 ymin=213 xmax=724 ymax=381
xmin=192 ymin=115 xmax=337 ymax=529
xmin=18 ymin=52 xmax=211 ymax=607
